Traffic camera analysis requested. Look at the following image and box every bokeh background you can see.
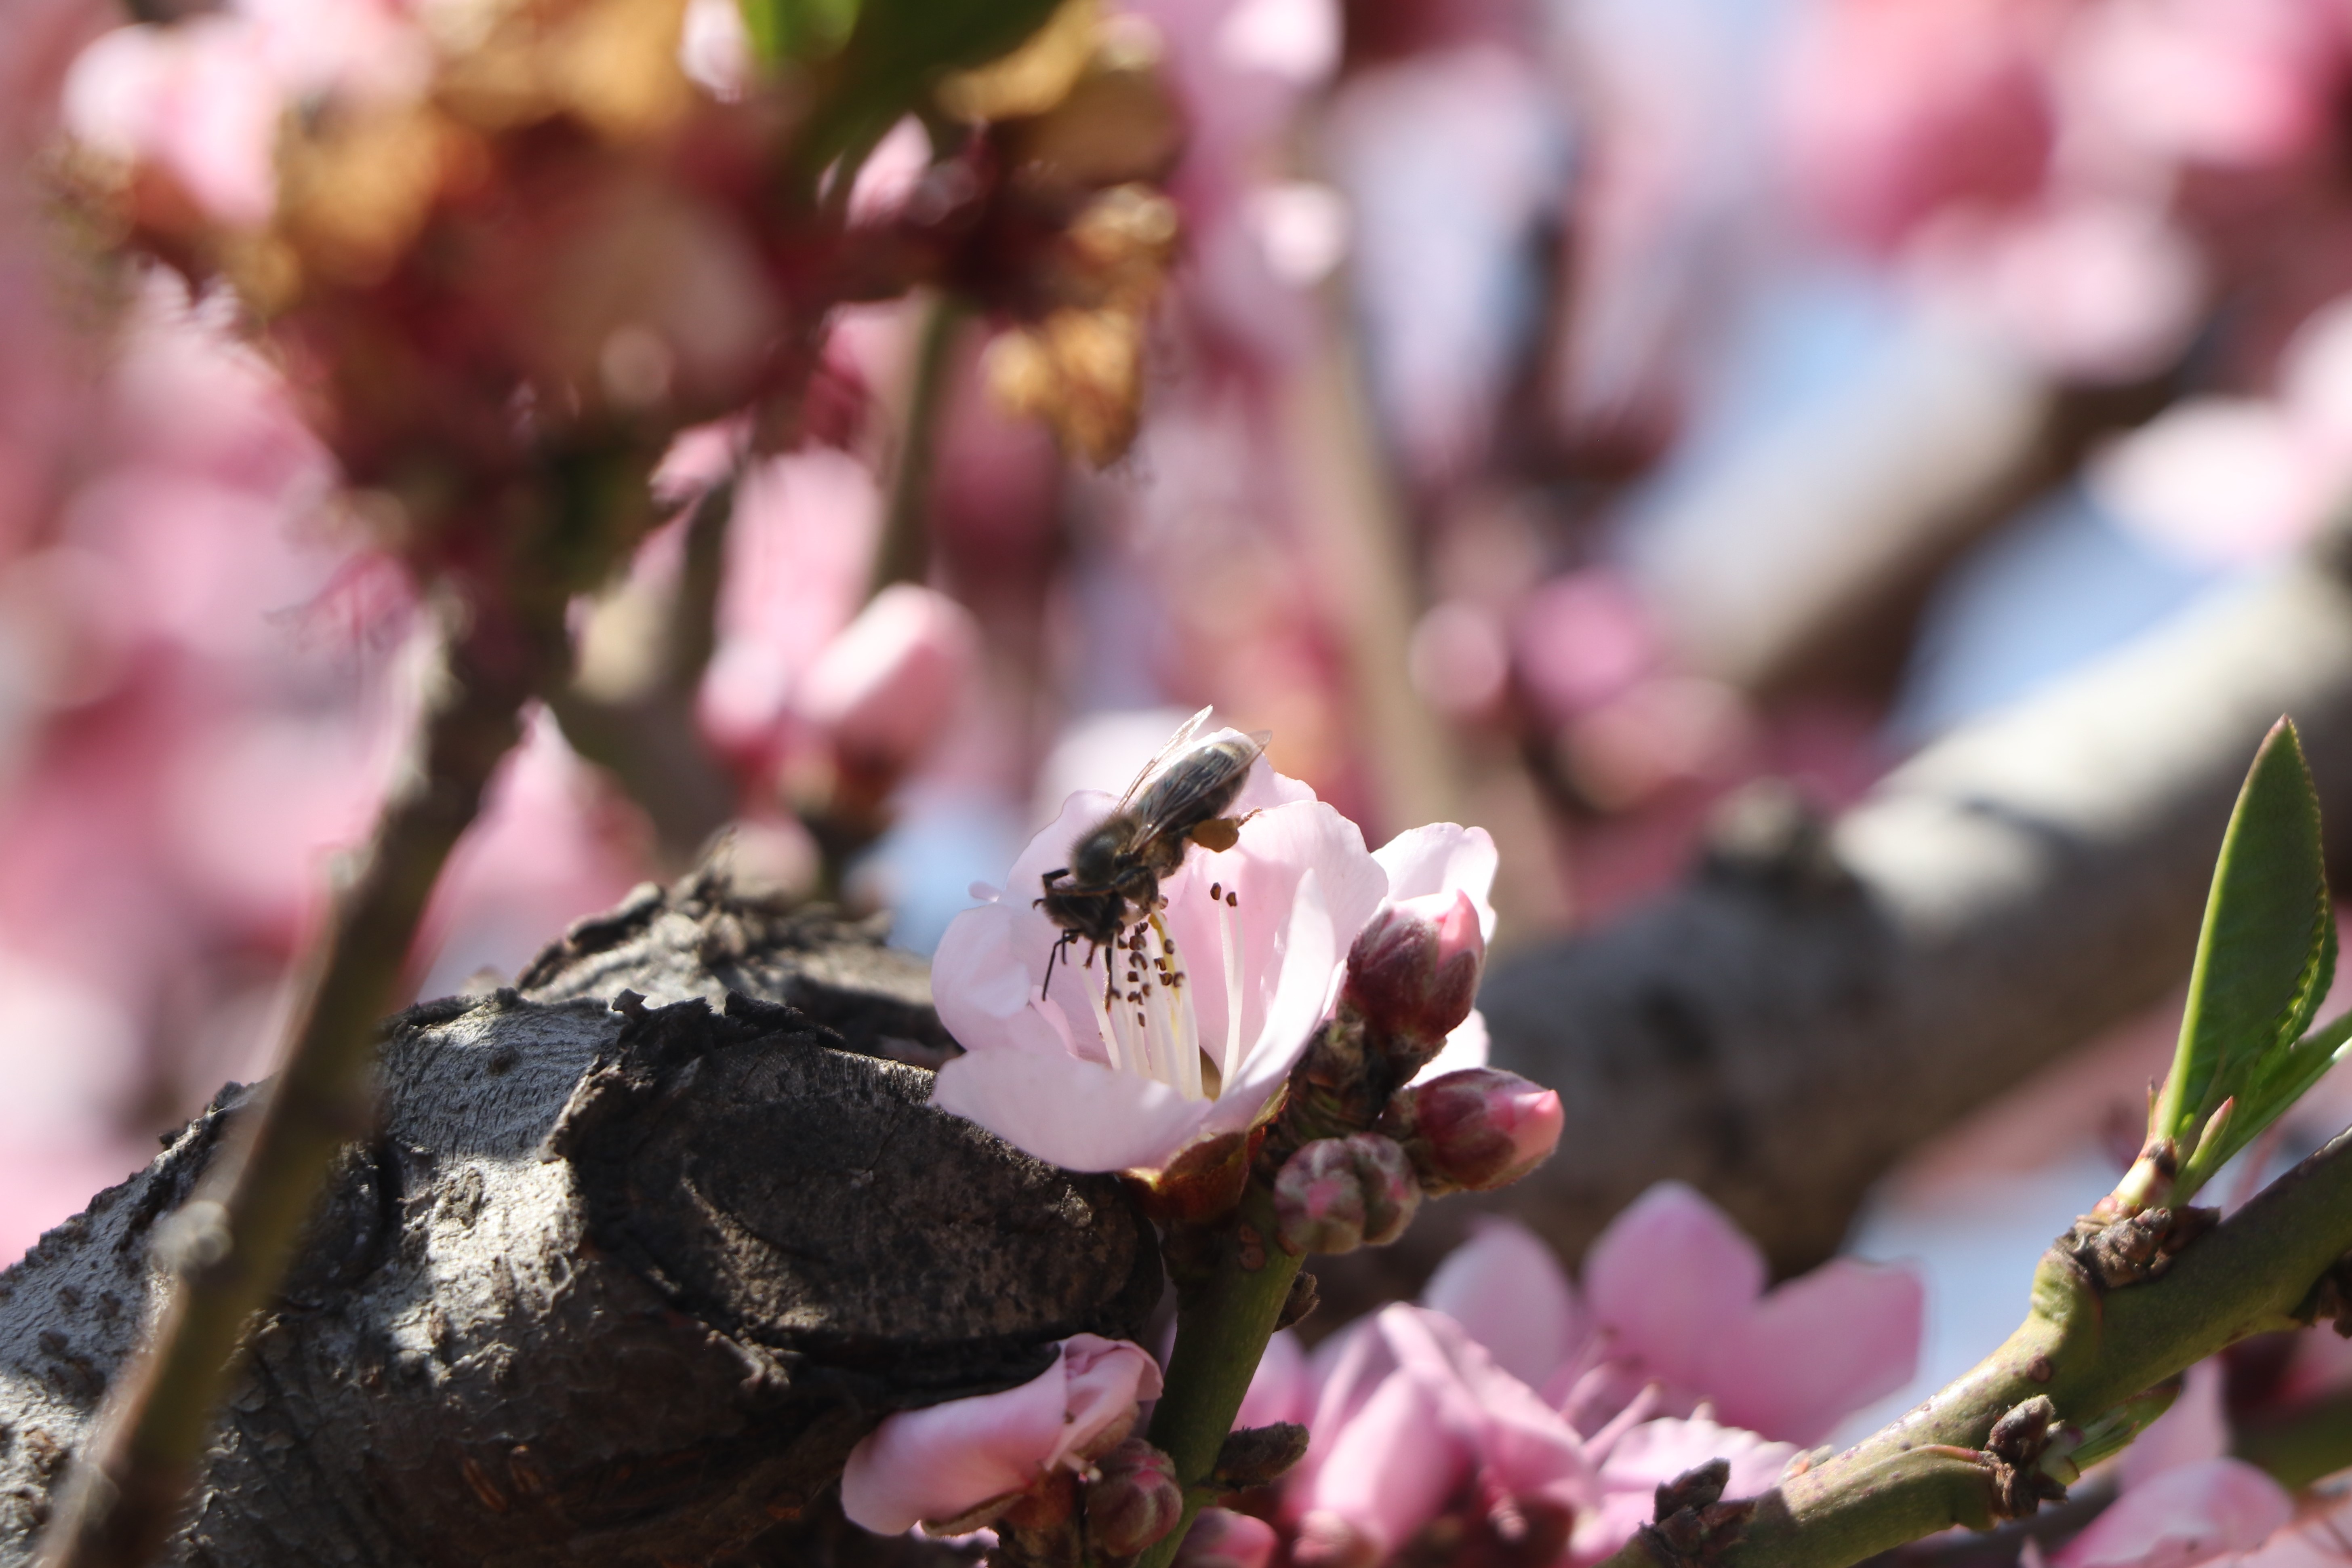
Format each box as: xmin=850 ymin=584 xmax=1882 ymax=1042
xmin=9 ymin=0 xmax=2352 ymax=1431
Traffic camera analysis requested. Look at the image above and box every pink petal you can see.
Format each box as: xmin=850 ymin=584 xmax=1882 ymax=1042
xmin=1584 ymin=1183 xmax=1765 ymax=1389
xmin=1378 ymin=1307 xmax=1595 ymax=1506
xmin=1706 ymin=1259 xmax=1923 ymax=1445
xmin=795 ymin=583 xmax=978 ymax=769
xmin=1410 ymin=1009 xmax=1491 ymax=1084
xmin=930 ymin=1046 xmax=1209 ymax=1172
xmin=2058 ymin=1459 xmax=2293 ymax=1568
xmin=929 ymin=903 xmax=1052 ymax=1052
xmin=1156 ymin=800 xmax=1384 ymax=1057
xmin=2121 ymin=1361 xmax=2230 ymax=1486
xmin=1292 ymin=1368 xmax=1469 ymax=1556
xmin=1421 ymin=1219 xmax=1584 ymax=1391
xmin=1178 ymin=1508 xmax=1281 ymax=1568
xmin=1372 ymin=823 xmax=1500 ymax=942
xmin=1199 ymin=863 xmax=1341 ymax=1130
xmin=1045 ymin=1335 xmax=1164 ymax=1469
xmin=1290 ymin=1319 xmax=1405 ymax=1509
xmin=839 ymin=1348 xmax=1081 ymax=1533
xmin=1236 ymin=1329 xmax=1311 ymax=1430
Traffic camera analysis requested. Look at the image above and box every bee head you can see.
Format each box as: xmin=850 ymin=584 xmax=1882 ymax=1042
xmin=1039 ymin=882 xmax=1126 ymax=947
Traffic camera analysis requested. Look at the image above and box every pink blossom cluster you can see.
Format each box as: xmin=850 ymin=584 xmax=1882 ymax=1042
xmin=1254 ymin=1193 xmax=1920 ymax=1568
xmin=837 ymin=1185 xmax=1923 ymax=1568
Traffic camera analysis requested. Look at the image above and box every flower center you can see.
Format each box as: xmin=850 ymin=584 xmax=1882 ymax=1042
xmin=1076 ymin=885 xmax=1245 ymax=1101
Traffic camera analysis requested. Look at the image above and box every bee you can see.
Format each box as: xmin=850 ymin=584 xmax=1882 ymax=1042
xmin=1038 ymin=707 xmax=1266 ymax=994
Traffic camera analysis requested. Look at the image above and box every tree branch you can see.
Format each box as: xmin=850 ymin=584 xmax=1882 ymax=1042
xmin=0 ymin=875 xmax=1157 ymax=1566
xmin=1450 ymin=539 xmax=2352 ymax=1284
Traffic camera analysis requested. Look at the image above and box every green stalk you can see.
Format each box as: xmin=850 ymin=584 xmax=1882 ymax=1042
xmin=1136 ymin=1199 xmax=1304 ymax=1568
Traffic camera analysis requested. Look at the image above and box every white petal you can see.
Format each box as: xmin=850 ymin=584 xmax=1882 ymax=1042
xmin=931 ymin=1048 xmax=1209 ymax=1172
xmin=1373 ymin=824 xmax=1499 ymax=943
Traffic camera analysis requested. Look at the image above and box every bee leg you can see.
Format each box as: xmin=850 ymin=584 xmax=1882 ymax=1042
xmin=1041 ymin=933 xmax=1065 ymax=998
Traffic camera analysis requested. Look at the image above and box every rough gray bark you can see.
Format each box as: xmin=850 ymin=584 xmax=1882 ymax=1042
xmin=0 ymin=874 xmax=1159 ymax=1566
xmin=1468 ymin=542 xmax=2352 ymax=1278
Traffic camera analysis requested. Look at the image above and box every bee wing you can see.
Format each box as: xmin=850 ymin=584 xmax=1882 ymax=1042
xmin=1112 ymin=705 xmax=1218 ymax=813
xmin=1129 ymin=731 xmax=1269 ymax=845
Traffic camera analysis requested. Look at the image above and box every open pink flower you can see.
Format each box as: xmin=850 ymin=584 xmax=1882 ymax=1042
xmin=1285 ymin=1305 xmax=1595 ymax=1563
xmin=840 ymin=1335 xmax=1163 ymax=1536
xmin=1416 ymin=1189 xmax=1921 ymax=1448
xmin=1578 ymin=1183 xmax=1921 ymax=1445
xmin=928 ymin=735 xmax=1393 ymax=1172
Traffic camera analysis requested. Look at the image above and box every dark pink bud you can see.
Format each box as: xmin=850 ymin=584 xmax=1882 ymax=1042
xmin=1273 ymin=1134 xmax=1421 ymax=1255
xmin=1341 ymin=890 xmax=1485 ymax=1051
xmin=1386 ymin=1069 xmax=1563 ymax=1195
xmin=1087 ymin=1438 xmax=1184 ymax=1556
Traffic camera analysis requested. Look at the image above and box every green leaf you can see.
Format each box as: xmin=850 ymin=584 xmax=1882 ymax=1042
xmin=795 ymin=0 xmax=1067 ymax=177
xmin=738 ymin=0 xmax=862 ymax=67
xmin=2162 ymin=718 xmax=2337 ymax=1201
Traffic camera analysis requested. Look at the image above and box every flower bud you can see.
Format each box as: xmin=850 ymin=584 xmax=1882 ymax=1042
xmin=1274 ymin=1134 xmax=1421 ymax=1255
xmin=1175 ymin=1507 xmax=1280 ymax=1568
xmin=1341 ymin=890 xmax=1485 ymax=1056
xmin=796 ymin=583 xmax=978 ymax=775
xmin=1384 ymin=1069 xmax=1563 ymax=1195
xmin=1086 ymin=1438 xmax=1184 ymax=1556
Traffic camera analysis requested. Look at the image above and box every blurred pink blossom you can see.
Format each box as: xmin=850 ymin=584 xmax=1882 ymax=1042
xmin=2057 ymin=1459 xmax=2295 ymax=1568
xmin=1780 ymin=0 xmax=2059 ymax=253
xmin=1514 ymin=571 xmax=1661 ymax=726
xmin=796 ymin=583 xmax=980 ymax=776
xmin=1175 ymin=1507 xmax=1280 ymax=1568
xmin=1416 ymin=1191 xmax=1920 ymax=1448
xmin=1574 ymin=1181 xmax=1922 ymax=1445
xmin=840 ymin=1334 xmax=1164 ymax=1535
xmin=1235 ymin=1326 xmax=1311 ymax=1429
xmin=1286 ymin=1304 xmax=1595 ymax=1565
xmin=700 ymin=448 xmax=882 ymax=757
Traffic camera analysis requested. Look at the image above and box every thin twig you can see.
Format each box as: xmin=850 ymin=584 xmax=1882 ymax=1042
xmin=869 ymin=292 xmax=963 ymax=599
xmin=34 ymin=581 xmax=566 ymax=1568
xmin=549 ymin=473 xmax=745 ymax=865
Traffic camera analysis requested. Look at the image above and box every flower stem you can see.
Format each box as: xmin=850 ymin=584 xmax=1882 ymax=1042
xmin=1136 ymin=1198 xmax=1304 ymax=1568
